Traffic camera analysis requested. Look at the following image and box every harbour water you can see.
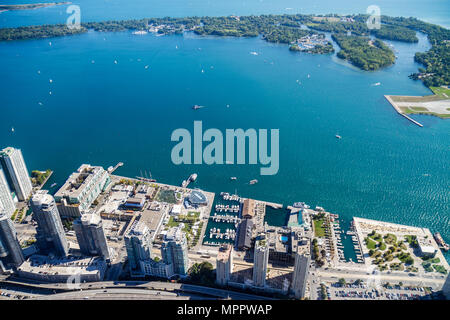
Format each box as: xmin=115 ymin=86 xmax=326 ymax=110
xmin=0 ymin=0 xmax=449 ymax=262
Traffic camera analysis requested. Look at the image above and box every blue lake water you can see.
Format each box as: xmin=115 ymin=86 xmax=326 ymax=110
xmin=0 ymin=1 xmax=449 ymax=261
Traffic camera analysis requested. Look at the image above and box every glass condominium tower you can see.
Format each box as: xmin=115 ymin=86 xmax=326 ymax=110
xmin=0 ymin=147 xmax=32 ymax=202
xmin=0 ymin=211 xmax=25 ymax=268
xmin=0 ymin=168 xmax=16 ymax=218
xmin=30 ymin=191 xmax=69 ymax=257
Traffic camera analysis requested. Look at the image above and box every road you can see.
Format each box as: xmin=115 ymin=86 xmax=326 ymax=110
xmin=34 ymin=288 xmax=194 ymax=300
xmin=316 ymin=268 xmax=446 ymax=287
xmin=0 ymin=277 xmax=273 ymax=300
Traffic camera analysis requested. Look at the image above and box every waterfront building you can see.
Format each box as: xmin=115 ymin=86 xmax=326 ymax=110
xmin=185 ymin=190 xmax=208 ymax=207
xmin=0 ymin=212 xmax=25 ymax=268
xmin=237 ymin=218 xmax=253 ymax=250
xmin=242 ymin=198 xmax=256 ymax=219
xmin=161 ymin=226 xmax=189 ymax=276
xmin=291 ymin=234 xmax=311 ymax=299
xmin=0 ymin=168 xmax=16 ymax=218
xmin=253 ymin=238 xmax=269 ymax=288
xmin=124 ymin=196 xmax=145 ymax=210
xmin=216 ymin=244 xmax=233 ymax=286
xmin=73 ymin=213 xmax=110 ymax=261
xmin=124 ymin=221 xmax=152 ymax=275
xmin=54 ymin=164 xmax=110 ymax=218
xmin=0 ymin=147 xmax=32 ymax=201
xmin=140 ymin=259 xmax=174 ymax=279
xmin=17 ymin=255 xmax=106 ymax=283
xmin=30 ymin=191 xmax=69 ymax=257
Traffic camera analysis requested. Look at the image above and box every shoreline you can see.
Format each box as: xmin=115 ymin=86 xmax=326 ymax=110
xmin=384 ymin=95 xmax=424 ymax=127
xmin=0 ymin=2 xmax=71 ymax=13
xmin=385 ymin=92 xmax=450 ymax=124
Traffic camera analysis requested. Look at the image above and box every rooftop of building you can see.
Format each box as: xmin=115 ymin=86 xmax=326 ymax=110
xmin=242 ymin=198 xmax=256 ymax=218
xmin=267 ymin=227 xmax=291 ymax=254
xmin=18 ymin=254 xmax=106 ymax=275
xmin=237 ymin=218 xmax=253 ymax=249
xmin=0 ymin=147 xmax=18 ymax=156
xmin=165 ymin=226 xmax=185 ymax=243
xmin=187 ymin=190 xmax=207 ymax=204
xmin=31 ymin=190 xmax=54 ymax=206
xmin=140 ymin=207 xmax=165 ymax=233
xmin=126 ymin=221 xmax=149 ymax=237
xmin=55 ymin=164 xmax=106 ymax=199
xmin=79 ymin=213 xmax=102 ymax=226
xmin=255 ymin=238 xmax=268 ymax=250
xmin=217 ymin=244 xmax=232 ymax=262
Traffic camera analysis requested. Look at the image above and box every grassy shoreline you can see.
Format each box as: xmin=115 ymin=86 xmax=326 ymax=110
xmin=385 ymin=91 xmax=450 ymax=119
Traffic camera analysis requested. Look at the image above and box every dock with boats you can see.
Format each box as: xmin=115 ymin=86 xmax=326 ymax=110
xmin=210 ymin=213 xmax=241 ymax=225
xmin=208 ymin=227 xmax=237 ymax=241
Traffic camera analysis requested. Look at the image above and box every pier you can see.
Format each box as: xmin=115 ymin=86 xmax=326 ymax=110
xmin=210 ymin=213 xmax=241 ymax=224
xmin=208 ymin=227 xmax=237 ymax=241
xmin=108 ymin=162 xmax=124 ymax=174
xmin=181 ymin=173 xmax=197 ymax=188
xmin=384 ymin=95 xmax=424 ymax=127
xmin=215 ymin=204 xmax=240 ymax=213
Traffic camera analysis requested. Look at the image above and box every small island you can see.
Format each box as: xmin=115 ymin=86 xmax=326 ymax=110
xmin=332 ymin=34 xmax=395 ymax=70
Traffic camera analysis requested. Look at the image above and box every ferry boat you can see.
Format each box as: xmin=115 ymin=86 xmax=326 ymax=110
xmin=433 ymin=232 xmax=449 ymax=251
